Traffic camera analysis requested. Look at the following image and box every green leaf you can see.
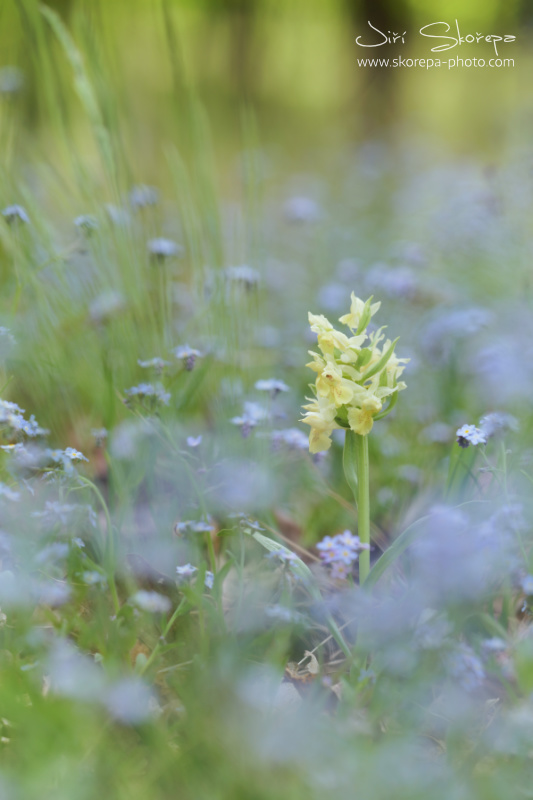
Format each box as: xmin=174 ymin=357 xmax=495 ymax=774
xmin=362 ymin=337 xmax=399 ymax=382
xmin=445 ymin=443 xmax=479 ymax=502
xmin=343 ymin=429 xmax=358 ymax=503
xmin=365 ymin=501 xmax=485 ymax=589
xmin=244 ymin=529 xmax=352 ymax=659
xmin=248 ymin=531 xmax=315 ymax=586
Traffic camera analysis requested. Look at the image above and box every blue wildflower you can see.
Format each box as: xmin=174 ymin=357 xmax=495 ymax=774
xmin=64 ymin=447 xmax=88 ymax=463
xmin=91 ymin=428 xmax=108 ymax=447
xmin=173 ymin=345 xmax=203 ymax=371
xmin=0 ymin=66 xmax=24 ymax=94
xmin=270 ymin=428 xmax=309 ymax=451
xmin=74 ymin=215 xmax=98 ymax=234
xmin=138 ymin=357 xmax=170 ymax=373
xmin=131 ymin=590 xmax=171 ymax=613
xmin=32 ymin=501 xmax=79 ymax=526
xmin=0 ymin=327 xmax=15 ymax=346
xmin=89 ymin=291 xmax=125 ymax=322
xmin=129 ymin=185 xmax=158 ymax=208
xmin=2 ymin=204 xmax=29 ymax=224
xmin=456 ymin=424 xmax=487 ymax=449
xmin=0 ymin=483 xmax=20 ymax=502
xmin=82 ymin=571 xmax=106 ymax=586
xmin=330 ymin=561 xmax=351 ymax=580
xmin=176 ymin=563 xmax=198 ymax=582
xmin=254 ymin=378 xmax=290 ymax=397
xmin=283 ymin=196 xmax=320 ymax=224
xmin=174 ymin=519 xmax=214 ymax=536
xmin=124 ymin=383 xmax=170 ymax=407
xmin=316 ymin=529 xmax=369 ymax=577
xmin=231 ymin=401 xmax=267 ymax=438
xmin=105 ymin=204 xmax=130 ymax=226
xmin=268 ymin=549 xmax=298 ymax=565
xmin=479 ymin=412 xmax=518 ymax=439
xmin=265 ymin=605 xmax=305 ymax=625
xmin=225 ymin=265 xmax=259 ymax=288
xmin=446 ymin=643 xmax=485 ymax=691
xmin=148 ymin=238 xmax=183 ymax=258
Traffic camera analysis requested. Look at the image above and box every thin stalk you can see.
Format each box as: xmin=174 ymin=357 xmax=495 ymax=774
xmin=205 ymin=529 xmax=217 ymax=574
xmin=139 ymin=597 xmax=188 ymax=676
xmin=77 ymin=475 xmax=120 ymax=615
xmin=500 ymin=440 xmax=509 ymax=499
xmin=355 ymin=434 xmax=370 ymax=584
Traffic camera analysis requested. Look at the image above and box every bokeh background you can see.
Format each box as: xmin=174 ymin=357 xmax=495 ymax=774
xmin=1 ymin=0 xmax=532 ymax=171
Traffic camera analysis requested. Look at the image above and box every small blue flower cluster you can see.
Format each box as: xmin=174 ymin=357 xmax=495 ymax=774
xmin=2 ymin=204 xmax=29 ymax=224
xmin=456 ymin=413 xmax=518 ymax=449
xmin=231 ymin=377 xmax=291 ymax=440
xmin=0 ymin=399 xmax=48 ymax=441
xmin=231 ymin=401 xmax=268 ymax=438
xmin=254 ymin=378 xmax=289 ymax=397
xmin=174 ymin=519 xmax=214 ymax=536
xmin=124 ymin=383 xmax=170 ymax=407
xmin=138 ymin=357 xmax=170 ymax=373
xmin=131 ymin=590 xmax=171 ymax=614
xmin=176 ymin=563 xmax=214 ymax=589
xmin=173 ymin=345 xmax=203 ymax=371
xmin=148 ymin=237 xmax=183 ymax=258
xmin=316 ymin=530 xmax=370 ymax=580
xmin=268 ymin=548 xmax=299 ymax=565
xmin=270 ymin=428 xmax=309 ymax=451
xmin=456 ymin=424 xmax=486 ymax=449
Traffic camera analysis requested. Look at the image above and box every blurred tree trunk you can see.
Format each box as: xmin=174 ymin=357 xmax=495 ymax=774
xmin=211 ymin=0 xmax=257 ymax=100
xmin=345 ymin=0 xmax=412 ymax=136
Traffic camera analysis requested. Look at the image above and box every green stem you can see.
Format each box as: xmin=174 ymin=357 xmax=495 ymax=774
xmin=500 ymin=440 xmax=509 ymax=500
xmin=355 ymin=434 xmax=370 ymax=584
xmin=77 ymin=475 xmax=120 ymax=615
xmin=344 ymin=432 xmax=371 ymax=585
xmin=205 ymin=528 xmax=217 ymax=574
xmin=139 ymin=597 xmax=188 ymax=675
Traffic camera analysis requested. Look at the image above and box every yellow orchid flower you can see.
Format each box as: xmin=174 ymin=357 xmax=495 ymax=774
xmin=339 ymin=293 xmax=381 ymax=332
xmin=300 ymin=396 xmax=339 ymax=453
xmin=315 ymin=358 xmax=356 ymax=407
xmin=303 ymin=292 xmax=407 ymax=448
xmin=308 ymin=313 xmax=354 ymax=356
xmin=347 ymin=394 xmax=383 ymax=436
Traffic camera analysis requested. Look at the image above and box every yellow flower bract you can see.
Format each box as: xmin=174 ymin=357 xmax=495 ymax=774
xmin=300 ymin=293 xmax=408 ymax=453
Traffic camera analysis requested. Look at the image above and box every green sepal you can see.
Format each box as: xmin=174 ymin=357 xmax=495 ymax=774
xmin=335 ymin=405 xmax=349 ymax=428
xmin=378 ymin=370 xmax=389 ymax=388
xmin=362 ymin=337 xmax=399 ymax=381
xmin=355 ymin=296 xmax=375 ymax=336
xmin=373 ymin=389 xmax=398 ymax=421
xmin=355 ymin=348 xmax=373 ymax=370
